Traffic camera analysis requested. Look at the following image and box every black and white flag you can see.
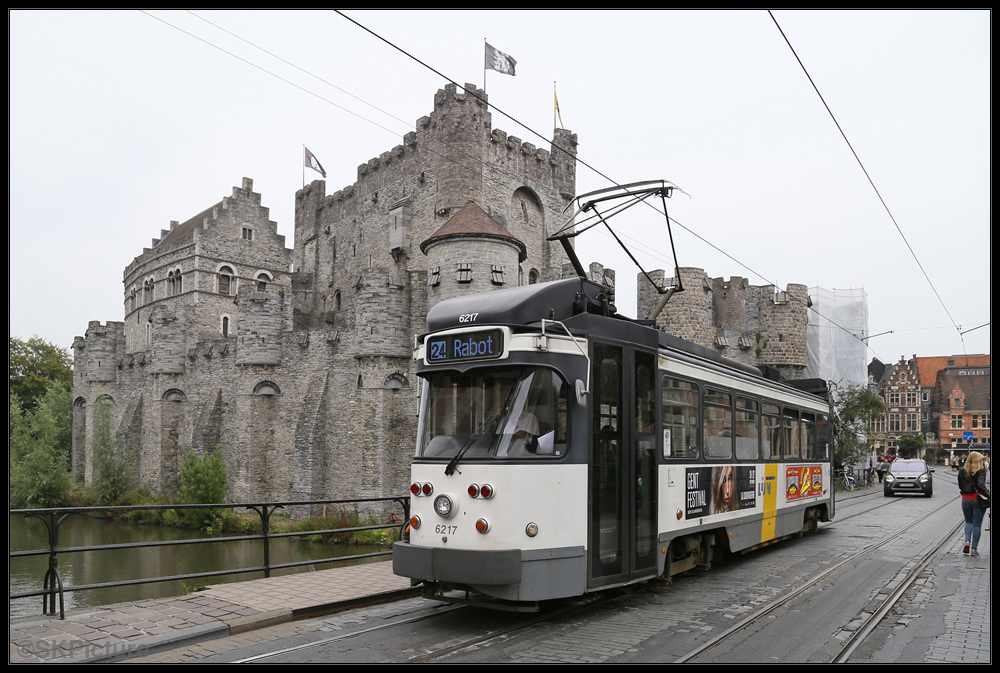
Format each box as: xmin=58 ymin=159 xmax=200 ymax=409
xmin=304 ymin=146 xmax=327 ymax=178
xmin=485 ymin=43 xmax=516 ymax=76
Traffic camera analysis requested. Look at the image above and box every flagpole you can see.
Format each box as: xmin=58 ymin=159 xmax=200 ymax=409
xmin=483 ymin=38 xmax=487 ymax=94
xmin=553 ymin=82 xmax=556 ymax=130
xmin=302 ymin=144 xmax=305 ymax=188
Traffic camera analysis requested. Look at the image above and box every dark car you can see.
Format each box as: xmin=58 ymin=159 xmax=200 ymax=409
xmin=884 ymin=459 xmax=934 ymax=497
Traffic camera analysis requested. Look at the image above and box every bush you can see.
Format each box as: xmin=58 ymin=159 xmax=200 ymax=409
xmin=177 ymin=449 xmax=229 ymax=528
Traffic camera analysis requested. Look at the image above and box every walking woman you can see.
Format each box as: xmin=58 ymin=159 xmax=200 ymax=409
xmin=958 ymin=450 xmax=990 ymax=557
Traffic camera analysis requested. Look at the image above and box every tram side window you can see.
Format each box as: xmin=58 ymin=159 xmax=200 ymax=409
xmin=762 ymin=402 xmax=781 ymax=460
xmin=801 ymin=412 xmax=816 ymax=460
xmin=661 ymin=377 xmax=699 ymax=459
xmin=735 ymin=397 xmax=760 ymax=460
xmin=783 ymin=408 xmax=802 ymax=460
xmin=704 ymin=389 xmax=733 ymax=459
xmin=812 ymin=413 xmax=830 ymax=460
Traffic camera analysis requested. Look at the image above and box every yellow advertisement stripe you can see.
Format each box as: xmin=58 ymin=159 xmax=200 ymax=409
xmin=761 ymin=462 xmax=778 ymax=543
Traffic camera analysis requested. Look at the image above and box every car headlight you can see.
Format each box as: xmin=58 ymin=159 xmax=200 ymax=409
xmin=885 ymin=474 xmax=895 ymax=483
xmin=919 ymin=475 xmax=930 ymax=482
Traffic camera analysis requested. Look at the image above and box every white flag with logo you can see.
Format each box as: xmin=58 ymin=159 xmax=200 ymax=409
xmin=485 ymin=43 xmax=516 ymax=76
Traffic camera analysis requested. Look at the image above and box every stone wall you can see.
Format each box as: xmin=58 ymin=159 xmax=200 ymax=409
xmin=637 ymin=267 xmax=809 ymax=377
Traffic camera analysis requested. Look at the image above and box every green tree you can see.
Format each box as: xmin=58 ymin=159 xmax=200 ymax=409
xmin=177 ymin=449 xmax=229 ymax=527
xmin=831 ymin=383 xmax=886 ymax=470
xmin=9 ymin=385 xmax=74 ymax=507
xmin=897 ymin=435 xmax=925 ymax=458
xmin=9 ymin=336 xmax=73 ymax=413
xmin=91 ymin=396 xmax=137 ymax=504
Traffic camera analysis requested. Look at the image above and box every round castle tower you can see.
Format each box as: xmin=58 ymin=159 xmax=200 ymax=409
xmin=420 ymin=201 xmax=527 ymax=311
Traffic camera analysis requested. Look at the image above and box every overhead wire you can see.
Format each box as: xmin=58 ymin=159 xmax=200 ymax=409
xmin=142 ymin=10 xmax=978 ymax=364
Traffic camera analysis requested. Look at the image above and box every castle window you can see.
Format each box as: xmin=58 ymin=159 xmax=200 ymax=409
xmin=457 ymin=263 xmax=472 ymax=283
xmin=218 ymin=266 xmax=234 ymax=295
xmin=242 ymin=227 xmax=253 ymax=241
xmin=428 ymin=266 xmax=440 ymax=287
xmin=528 ymin=269 xmax=539 ymax=285
xmin=163 ymin=389 xmax=186 ymax=402
xmin=255 ymin=272 xmax=271 ymax=291
xmin=491 ymin=265 xmax=505 ymax=286
xmin=222 ymin=316 xmax=230 ymax=337
xmin=253 ymin=381 xmax=280 ymax=396
xmin=174 ymin=269 xmax=182 ymax=294
xmin=335 ymin=290 xmax=342 ymax=310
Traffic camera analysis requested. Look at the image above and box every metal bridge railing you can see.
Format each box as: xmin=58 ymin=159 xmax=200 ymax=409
xmin=10 ymin=496 xmax=411 ymax=620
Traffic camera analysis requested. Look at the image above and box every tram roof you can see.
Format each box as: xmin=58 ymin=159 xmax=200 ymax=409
xmin=426 ymin=277 xmax=615 ymax=332
xmin=425 ymin=279 xmax=829 ymax=402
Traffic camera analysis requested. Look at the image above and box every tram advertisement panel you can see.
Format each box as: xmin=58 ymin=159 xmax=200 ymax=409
xmin=785 ymin=465 xmax=823 ymax=501
xmin=685 ymin=466 xmax=757 ymax=518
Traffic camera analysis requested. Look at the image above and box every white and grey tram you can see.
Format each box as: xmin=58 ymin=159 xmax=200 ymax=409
xmin=393 ymin=276 xmax=834 ymax=605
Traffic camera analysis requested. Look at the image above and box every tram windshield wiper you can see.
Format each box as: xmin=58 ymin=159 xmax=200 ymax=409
xmin=444 ymin=414 xmax=500 ymax=476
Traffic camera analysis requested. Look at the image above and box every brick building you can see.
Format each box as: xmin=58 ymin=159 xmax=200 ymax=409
xmin=869 ymin=354 xmax=991 ymax=461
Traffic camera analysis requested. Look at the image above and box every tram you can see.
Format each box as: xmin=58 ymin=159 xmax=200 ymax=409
xmin=393 ymin=276 xmax=834 ymax=605
xmin=393 ymin=181 xmax=834 ymax=606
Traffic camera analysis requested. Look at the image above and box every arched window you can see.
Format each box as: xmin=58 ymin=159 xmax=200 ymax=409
xmin=174 ymin=268 xmax=182 ymax=294
xmin=255 ymin=272 xmax=271 ymax=292
xmin=253 ymin=380 xmax=280 ymax=396
xmin=218 ymin=266 xmax=234 ymax=295
xmin=221 ymin=316 xmax=230 ymax=337
xmin=162 ymin=389 xmax=186 ymax=402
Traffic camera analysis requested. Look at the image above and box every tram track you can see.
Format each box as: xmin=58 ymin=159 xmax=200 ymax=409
xmin=233 ymin=490 xmax=962 ymax=664
xmin=674 ymin=492 xmax=961 ymax=663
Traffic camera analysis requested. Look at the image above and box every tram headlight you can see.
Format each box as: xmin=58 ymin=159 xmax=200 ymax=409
xmin=525 ymin=522 xmax=538 ymax=537
xmin=434 ymin=494 xmax=457 ymax=518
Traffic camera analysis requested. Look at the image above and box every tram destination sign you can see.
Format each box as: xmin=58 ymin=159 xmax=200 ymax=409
xmin=425 ymin=328 xmax=505 ymax=365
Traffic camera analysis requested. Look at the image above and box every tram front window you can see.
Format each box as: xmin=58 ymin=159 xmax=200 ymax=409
xmin=418 ymin=367 xmax=569 ymax=459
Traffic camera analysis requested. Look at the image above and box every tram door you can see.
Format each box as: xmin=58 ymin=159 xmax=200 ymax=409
xmin=589 ymin=343 xmax=658 ymax=587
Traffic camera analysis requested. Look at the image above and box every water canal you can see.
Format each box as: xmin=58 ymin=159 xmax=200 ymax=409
xmin=9 ymin=513 xmax=393 ymax=620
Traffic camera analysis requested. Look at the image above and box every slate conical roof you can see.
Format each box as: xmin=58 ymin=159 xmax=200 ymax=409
xmin=420 ymin=201 xmax=526 ymax=262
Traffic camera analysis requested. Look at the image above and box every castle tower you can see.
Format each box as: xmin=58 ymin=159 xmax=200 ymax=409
xmin=420 ymin=201 xmax=526 ymax=311
xmin=74 ymin=83 xmax=578 ymax=507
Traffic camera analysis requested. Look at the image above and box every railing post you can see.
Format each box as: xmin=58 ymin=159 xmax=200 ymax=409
xmin=26 ymin=511 xmax=70 ymax=620
xmin=245 ymin=504 xmax=284 ymax=578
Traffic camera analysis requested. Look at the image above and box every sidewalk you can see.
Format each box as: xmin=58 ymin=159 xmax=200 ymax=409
xmin=9 ymin=561 xmax=416 ymax=663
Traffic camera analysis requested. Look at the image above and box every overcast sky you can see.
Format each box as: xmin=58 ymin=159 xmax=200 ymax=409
xmin=10 ymin=10 xmax=990 ymax=368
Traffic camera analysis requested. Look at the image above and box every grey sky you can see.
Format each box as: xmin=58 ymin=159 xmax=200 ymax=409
xmin=9 ymin=10 xmax=990 ymax=367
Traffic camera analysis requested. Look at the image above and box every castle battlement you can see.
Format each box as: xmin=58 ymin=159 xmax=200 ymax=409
xmin=73 ymin=85 xmax=579 ymax=507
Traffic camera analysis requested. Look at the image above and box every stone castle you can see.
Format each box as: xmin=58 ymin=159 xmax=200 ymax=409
xmin=71 ymin=83 xmax=810 ymax=505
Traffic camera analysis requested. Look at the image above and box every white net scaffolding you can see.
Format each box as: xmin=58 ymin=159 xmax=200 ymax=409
xmin=805 ymin=287 xmax=868 ymax=388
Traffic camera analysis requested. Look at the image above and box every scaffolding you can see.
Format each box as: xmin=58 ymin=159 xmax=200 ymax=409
xmin=806 ymin=287 xmax=868 ymax=388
